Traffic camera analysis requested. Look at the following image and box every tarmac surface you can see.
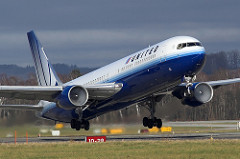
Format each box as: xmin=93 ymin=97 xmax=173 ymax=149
xmin=1 ymin=132 xmax=240 ymax=143
xmin=1 ymin=120 xmax=240 ymax=143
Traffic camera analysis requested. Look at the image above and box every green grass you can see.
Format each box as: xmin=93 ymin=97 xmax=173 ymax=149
xmin=0 ymin=140 xmax=240 ymax=159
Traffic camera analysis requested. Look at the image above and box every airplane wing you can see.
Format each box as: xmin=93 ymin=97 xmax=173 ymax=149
xmin=0 ymin=100 xmax=50 ymax=111
xmin=0 ymin=83 xmax=123 ymax=101
xmin=151 ymin=77 xmax=240 ymax=97
xmin=204 ymin=78 xmax=240 ymax=88
xmin=0 ymin=104 xmax=43 ymax=111
xmin=179 ymin=78 xmax=240 ymax=88
xmin=0 ymin=86 xmax=62 ymax=101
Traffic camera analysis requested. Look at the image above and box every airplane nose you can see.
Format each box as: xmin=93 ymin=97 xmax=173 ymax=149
xmin=193 ymin=50 xmax=206 ymax=72
xmin=185 ymin=50 xmax=206 ymax=76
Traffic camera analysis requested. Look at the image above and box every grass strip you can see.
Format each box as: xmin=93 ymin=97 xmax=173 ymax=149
xmin=0 ymin=139 xmax=239 ymax=159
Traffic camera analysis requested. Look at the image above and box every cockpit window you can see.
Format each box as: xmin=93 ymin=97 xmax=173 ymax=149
xmin=187 ymin=43 xmax=196 ymax=47
xmin=177 ymin=44 xmax=182 ymax=49
xmin=177 ymin=43 xmax=187 ymax=49
xmin=177 ymin=42 xmax=202 ymax=50
xmin=196 ymin=42 xmax=202 ymax=46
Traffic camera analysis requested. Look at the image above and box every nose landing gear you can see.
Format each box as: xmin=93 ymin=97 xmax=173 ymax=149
xmin=184 ymin=75 xmax=196 ymax=95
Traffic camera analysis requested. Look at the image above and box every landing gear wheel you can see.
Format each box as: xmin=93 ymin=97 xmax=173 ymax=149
xmin=141 ymin=96 xmax=163 ymax=129
xmin=84 ymin=120 xmax=90 ymax=131
xmin=142 ymin=117 xmax=162 ymax=129
xmin=147 ymin=119 xmax=154 ymax=129
xmin=156 ymin=119 xmax=162 ymax=128
xmin=143 ymin=117 xmax=148 ymax=127
xmin=70 ymin=119 xmax=90 ymax=131
xmin=75 ymin=121 xmax=81 ymax=131
xmin=70 ymin=119 xmax=76 ymax=129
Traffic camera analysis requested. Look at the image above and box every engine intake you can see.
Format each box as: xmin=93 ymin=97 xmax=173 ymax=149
xmin=173 ymin=82 xmax=214 ymax=107
xmin=69 ymin=86 xmax=88 ymax=106
xmin=193 ymin=83 xmax=213 ymax=103
xmin=57 ymin=86 xmax=89 ymax=110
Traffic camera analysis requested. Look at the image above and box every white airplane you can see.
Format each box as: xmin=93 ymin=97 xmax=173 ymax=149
xmin=1 ymin=31 xmax=240 ymax=131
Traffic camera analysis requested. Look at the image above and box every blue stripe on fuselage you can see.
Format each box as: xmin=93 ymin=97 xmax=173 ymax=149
xmin=105 ymin=50 xmax=205 ymax=84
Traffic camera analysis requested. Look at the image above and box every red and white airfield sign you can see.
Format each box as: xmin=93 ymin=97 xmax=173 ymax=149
xmin=85 ymin=136 xmax=106 ymax=143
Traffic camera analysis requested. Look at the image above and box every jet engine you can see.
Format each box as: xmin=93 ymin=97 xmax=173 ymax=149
xmin=173 ymin=83 xmax=213 ymax=107
xmin=192 ymin=83 xmax=213 ymax=103
xmin=56 ymin=86 xmax=89 ymax=110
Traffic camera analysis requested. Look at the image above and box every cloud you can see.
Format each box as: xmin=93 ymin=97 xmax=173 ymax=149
xmin=1 ymin=26 xmax=240 ymax=67
xmin=0 ymin=0 xmax=240 ymax=67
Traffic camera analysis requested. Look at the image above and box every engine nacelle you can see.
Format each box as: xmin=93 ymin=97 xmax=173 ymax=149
xmin=56 ymin=85 xmax=89 ymax=110
xmin=193 ymin=83 xmax=213 ymax=103
xmin=173 ymin=83 xmax=214 ymax=107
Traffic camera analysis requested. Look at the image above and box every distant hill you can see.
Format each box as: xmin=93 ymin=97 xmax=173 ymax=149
xmin=0 ymin=64 xmax=97 ymax=79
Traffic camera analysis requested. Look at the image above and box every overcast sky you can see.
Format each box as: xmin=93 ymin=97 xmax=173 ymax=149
xmin=0 ymin=0 xmax=240 ymax=67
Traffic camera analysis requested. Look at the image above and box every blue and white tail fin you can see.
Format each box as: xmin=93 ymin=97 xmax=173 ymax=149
xmin=27 ymin=31 xmax=62 ymax=86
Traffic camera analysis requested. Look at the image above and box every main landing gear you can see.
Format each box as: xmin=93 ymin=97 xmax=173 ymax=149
xmin=143 ymin=117 xmax=162 ymax=129
xmin=142 ymin=96 xmax=162 ymax=129
xmin=70 ymin=119 xmax=89 ymax=131
xmin=70 ymin=107 xmax=90 ymax=131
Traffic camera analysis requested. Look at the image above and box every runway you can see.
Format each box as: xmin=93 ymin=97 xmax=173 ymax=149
xmin=1 ymin=132 xmax=240 ymax=143
xmin=1 ymin=120 xmax=240 ymax=143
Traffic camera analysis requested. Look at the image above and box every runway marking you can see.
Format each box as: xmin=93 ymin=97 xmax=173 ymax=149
xmin=1 ymin=132 xmax=240 ymax=143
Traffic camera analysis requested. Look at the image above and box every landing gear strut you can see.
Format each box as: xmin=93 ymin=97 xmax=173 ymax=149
xmin=142 ymin=97 xmax=162 ymax=129
xmin=184 ymin=75 xmax=196 ymax=95
xmin=70 ymin=107 xmax=90 ymax=131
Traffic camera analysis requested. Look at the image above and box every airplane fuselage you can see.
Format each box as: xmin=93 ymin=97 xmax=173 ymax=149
xmin=41 ymin=36 xmax=206 ymax=122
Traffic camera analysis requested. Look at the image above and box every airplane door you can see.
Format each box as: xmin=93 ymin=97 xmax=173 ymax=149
xmin=160 ymin=45 xmax=167 ymax=62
